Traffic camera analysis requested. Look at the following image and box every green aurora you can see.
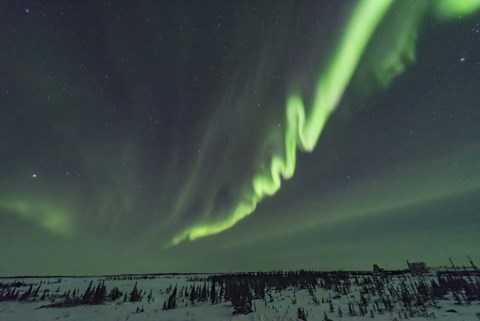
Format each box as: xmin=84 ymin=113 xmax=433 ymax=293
xmin=171 ymin=0 xmax=480 ymax=245
xmin=0 ymin=0 xmax=479 ymax=275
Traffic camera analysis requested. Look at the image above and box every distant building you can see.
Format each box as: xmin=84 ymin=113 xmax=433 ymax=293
xmin=407 ymin=261 xmax=429 ymax=274
xmin=373 ymin=264 xmax=385 ymax=274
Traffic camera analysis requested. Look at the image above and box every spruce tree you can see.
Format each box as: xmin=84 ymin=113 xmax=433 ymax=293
xmin=210 ymin=281 xmax=216 ymax=304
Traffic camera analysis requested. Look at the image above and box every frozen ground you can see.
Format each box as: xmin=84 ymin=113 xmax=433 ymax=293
xmin=1 ymin=270 xmax=479 ymax=321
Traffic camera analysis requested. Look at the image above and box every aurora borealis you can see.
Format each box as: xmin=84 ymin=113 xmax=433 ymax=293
xmin=1 ymin=0 xmax=479 ymax=275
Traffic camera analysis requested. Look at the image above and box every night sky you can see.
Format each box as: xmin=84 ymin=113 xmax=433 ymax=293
xmin=1 ymin=0 xmax=479 ymax=276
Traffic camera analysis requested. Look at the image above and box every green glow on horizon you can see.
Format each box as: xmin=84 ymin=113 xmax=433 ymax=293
xmin=170 ymin=0 xmax=480 ymax=246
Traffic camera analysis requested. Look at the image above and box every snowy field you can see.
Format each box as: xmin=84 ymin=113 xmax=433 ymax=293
xmin=1 ymin=270 xmax=479 ymax=321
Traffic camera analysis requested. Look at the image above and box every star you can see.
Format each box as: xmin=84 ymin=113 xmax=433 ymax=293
xmin=32 ymin=174 xmax=37 ymax=178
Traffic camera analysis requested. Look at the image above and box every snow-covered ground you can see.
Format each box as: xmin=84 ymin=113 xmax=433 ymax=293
xmin=1 ymin=271 xmax=479 ymax=321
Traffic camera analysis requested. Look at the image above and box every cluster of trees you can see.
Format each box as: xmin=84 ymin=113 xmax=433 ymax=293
xmin=172 ymin=271 xmax=329 ymax=315
xmin=34 ymin=281 xmax=146 ymax=308
xmin=210 ymin=270 xmax=355 ymax=314
xmin=40 ymin=281 xmax=116 ymax=307
xmin=162 ymin=281 xmax=219 ymax=310
xmin=162 ymin=285 xmax=177 ymax=310
xmin=2 ymin=268 xmax=479 ymax=318
xmin=207 ymin=270 xmax=479 ymax=316
xmin=1 ymin=281 xmax=44 ymax=302
xmin=81 ymin=281 xmax=107 ymax=304
xmin=341 ymin=272 xmax=480 ymax=319
xmin=158 ymin=276 xmax=255 ymax=314
xmin=438 ymin=273 xmax=480 ymax=303
xmin=296 ymin=308 xmax=335 ymax=321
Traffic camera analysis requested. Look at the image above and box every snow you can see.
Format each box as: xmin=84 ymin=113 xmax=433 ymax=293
xmin=1 ymin=271 xmax=479 ymax=321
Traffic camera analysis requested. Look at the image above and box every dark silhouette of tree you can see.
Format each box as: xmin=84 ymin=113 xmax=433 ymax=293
xmin=297 ymin=307 xmax=307 ymax=320
xmin=129 ymin=282 xmax=142 ymax=302
xmin=93 ymin=281 xmax=106 ymax=304
xmin=147 ymin=289 xmax=154 ymax=303
xmin=210 ymin=279 xmax=216 ymax=304
xmin=109 ymin=286 xmax=123 ymax=301
xmin=163 ymin=284 xmax=177 ymax=310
